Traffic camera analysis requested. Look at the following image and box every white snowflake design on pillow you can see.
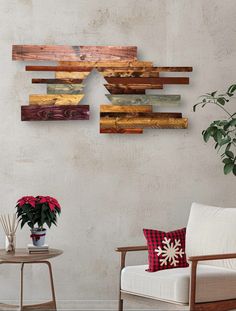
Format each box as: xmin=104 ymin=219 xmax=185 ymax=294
xmin=155 ymin=237 xmax=184 ymax=266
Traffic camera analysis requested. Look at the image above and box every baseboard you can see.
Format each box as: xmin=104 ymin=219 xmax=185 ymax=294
xmin=0 ymin=299 xmax=118 ymax=310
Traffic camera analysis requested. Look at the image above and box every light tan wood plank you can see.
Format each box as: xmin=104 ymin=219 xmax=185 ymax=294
xmin=29 ymin=94 xmax=84 ymax=106
xmin=55 ymin=72 xmax=90 ymax=79
xmin=100 ymin=117 xmax=188 ymax=129
xmin=58 ymin=61 xmax=153 ymax=67
xmin=100 ymin=105 xmax=152 ymax=113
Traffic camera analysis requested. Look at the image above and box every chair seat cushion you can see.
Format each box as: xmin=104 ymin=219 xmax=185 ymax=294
xmin=121 ymin=264 xmax=236 ymax=304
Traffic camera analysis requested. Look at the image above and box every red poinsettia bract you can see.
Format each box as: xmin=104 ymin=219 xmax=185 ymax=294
xmin=37 ymin=196 xmax=61 ymax=211
xmin=17 ymin=196 xmax=36 ymax=208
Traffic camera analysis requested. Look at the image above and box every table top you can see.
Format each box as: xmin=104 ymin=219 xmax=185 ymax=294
xmin=0 ymin=248 xmax=63 ymax=263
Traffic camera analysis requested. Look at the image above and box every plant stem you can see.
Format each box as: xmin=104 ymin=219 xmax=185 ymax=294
xmin=213 ymin=100 xmax=234 ymax=119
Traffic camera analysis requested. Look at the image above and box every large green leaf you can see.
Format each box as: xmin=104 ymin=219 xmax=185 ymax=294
xmin=225 ymin=150 xmax=234 ymax=159
xmin=224 ymin=163 xmax=234 ymax=175
xmin=233 ymin=165 xmax=236 ymax=176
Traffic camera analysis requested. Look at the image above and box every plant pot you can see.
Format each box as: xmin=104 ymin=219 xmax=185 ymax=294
xmin=30 ymin=228 xmax=46 ymax=247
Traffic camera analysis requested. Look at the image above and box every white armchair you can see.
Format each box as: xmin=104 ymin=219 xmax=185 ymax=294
xmin=116 ymin=203 xmax=236 ymax=311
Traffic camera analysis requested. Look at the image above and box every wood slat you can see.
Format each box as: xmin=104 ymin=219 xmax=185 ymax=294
xmin=101 ymin=71 xmax=160 ymax=78
xmin=104 ymin=84 xmax=163 ymax=94
xmin=58 ymin=61 xmax=153 ymax=67
xmin=100 ymin=112 xmax=182 ymax=118
xmin=55 ymin=72 xmax=90 ymax=79
xmin=21 ymin=105 xmax=89 ymax=121
xmin=47 ymin=84 xmax=84 ymax=94
xmin=100 ymin=105 xmax=152 ymax=113
xmin=100 ymin=128 xmax=143 ymax=134
xmin=105 ymin=77 xmax=189 ymax=84
xmin=32 ymin=79 xmax=83 ymax=84
xmin=13 ymin=45 xmax=137 ymax=61
xmin=29 ymin=94 xmax=84 ymax=106
xmin=26 ymin=63 xmax=154 ymax=72
xmin=100 ymin=117 xmax=188 ymax=129
xmin=98 ymin=66 xmax=192 ymax=72
xmin=106 ymin=94 xmax=181 ymax=106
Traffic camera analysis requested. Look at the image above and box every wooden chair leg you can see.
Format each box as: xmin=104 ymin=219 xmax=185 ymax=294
xmin=118 ymin=291 xmax=123 ymax=311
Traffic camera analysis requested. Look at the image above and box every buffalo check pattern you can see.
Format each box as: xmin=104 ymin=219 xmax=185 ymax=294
xmin=143 ymin=227 xmax=189 ymax=272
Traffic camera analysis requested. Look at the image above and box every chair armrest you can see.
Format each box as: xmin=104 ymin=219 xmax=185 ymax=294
xmin=116 ymin=246 xmax=148 ymax=253
xmin=188 ymin=252 xmax=236 ymax=262
xmin=116 ymin=245 xmax=148 ymax=270
xmin=189 ymin=252 xmax=236 ymax=309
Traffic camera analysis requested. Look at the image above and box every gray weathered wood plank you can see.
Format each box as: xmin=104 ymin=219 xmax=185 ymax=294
xmin=105 ymin=94 xmax=181 ymax=106
xmin=47 ymin=84 xmax=84 ymax=94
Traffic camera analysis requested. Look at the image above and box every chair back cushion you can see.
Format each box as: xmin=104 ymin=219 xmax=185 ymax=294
xmin=186 ymin=202 xmax=236 ymax=269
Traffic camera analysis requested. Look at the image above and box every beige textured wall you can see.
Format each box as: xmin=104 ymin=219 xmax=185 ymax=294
xmin=0 ymin=0 xmax=235 ymax=309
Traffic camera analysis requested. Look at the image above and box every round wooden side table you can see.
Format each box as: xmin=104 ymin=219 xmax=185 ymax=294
xmin=0 ymin=248 xmax=63 ymax=311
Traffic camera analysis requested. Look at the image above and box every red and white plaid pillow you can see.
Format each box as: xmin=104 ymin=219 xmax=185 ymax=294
xmin=143 ymin=227 xmax=189 ymax=272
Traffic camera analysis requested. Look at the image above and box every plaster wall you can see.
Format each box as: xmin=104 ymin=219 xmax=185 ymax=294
xmin=0 ymin=0 xmax=235 ymax=309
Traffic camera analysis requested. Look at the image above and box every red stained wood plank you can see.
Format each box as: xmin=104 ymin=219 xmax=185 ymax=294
xmin=12 ymin=45 xmax=137 ymax=61
xmin=32 ymin=79 xmax=83 ymax=84
xmin=25 ymin=65 xmax=192 ymax=72
xmin=100 ymin=128 xmax=143 ymax=134
xmin=105 ymin=77 xmax=189 ymax=84
xmin=21 ymin=105 xmax=89 ymax=121
xmin=104 ymin=84 xmax=163 ymax=94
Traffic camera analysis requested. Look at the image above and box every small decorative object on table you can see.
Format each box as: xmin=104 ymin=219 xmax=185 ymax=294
xmin=16 ymin=196 xmax=61 ymax=251
xmin=27 ymin=243 xmax=49 ymax=253
xmin=0 ymin=213 xmax=19 ymax=253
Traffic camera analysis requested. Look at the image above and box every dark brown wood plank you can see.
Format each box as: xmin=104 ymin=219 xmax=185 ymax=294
xmin=100 ymin=128 xmax=143 ymax=134
xmin=104 ymin=85 xmax=145 ymax=94
xmin=100 ymin=112 xmax=182 ymax=118
xmin=21 ymin=105 xmax=89 ymax=121
xmin=104 ymin=84 xmax=163 ymax=94
xmin=12 ymin=45 xmax=137 ymax=61
xmin=32 ymin=79 xmax=83 ymax=84
xmin=105 ymin=77 xmax=189 ymax=84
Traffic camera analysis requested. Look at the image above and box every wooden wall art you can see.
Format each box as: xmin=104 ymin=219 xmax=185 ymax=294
xmin=12 ymin=45 xmax=192 ymax=133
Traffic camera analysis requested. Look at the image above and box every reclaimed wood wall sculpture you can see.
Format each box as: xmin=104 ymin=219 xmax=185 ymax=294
xmin=12 ymin=45 xmax=192 ymax=134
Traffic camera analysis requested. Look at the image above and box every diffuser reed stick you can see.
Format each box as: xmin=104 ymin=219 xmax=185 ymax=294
xmin=0 ymin=214 xmax=19 ymax=252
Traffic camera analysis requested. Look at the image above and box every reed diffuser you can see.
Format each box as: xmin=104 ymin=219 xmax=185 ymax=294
xmin=0 ymin=214 xmax=19 ymax=253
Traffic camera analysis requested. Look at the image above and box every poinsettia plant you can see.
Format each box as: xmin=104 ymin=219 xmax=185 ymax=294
xmin=194 ymin=84 xmax=236 ymax=176
xmin=16 ymin=196 xmax=61 ymax=229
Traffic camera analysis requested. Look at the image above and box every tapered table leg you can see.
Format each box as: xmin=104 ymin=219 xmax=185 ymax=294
xmin=20 ymin=263 xmax=25 ymax=311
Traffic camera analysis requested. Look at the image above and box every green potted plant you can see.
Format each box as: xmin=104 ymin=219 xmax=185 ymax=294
xmin=16 ymin=196 xmax=61 ymax=246
xmin=194 ymin=84 xmax=236 ymax=176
